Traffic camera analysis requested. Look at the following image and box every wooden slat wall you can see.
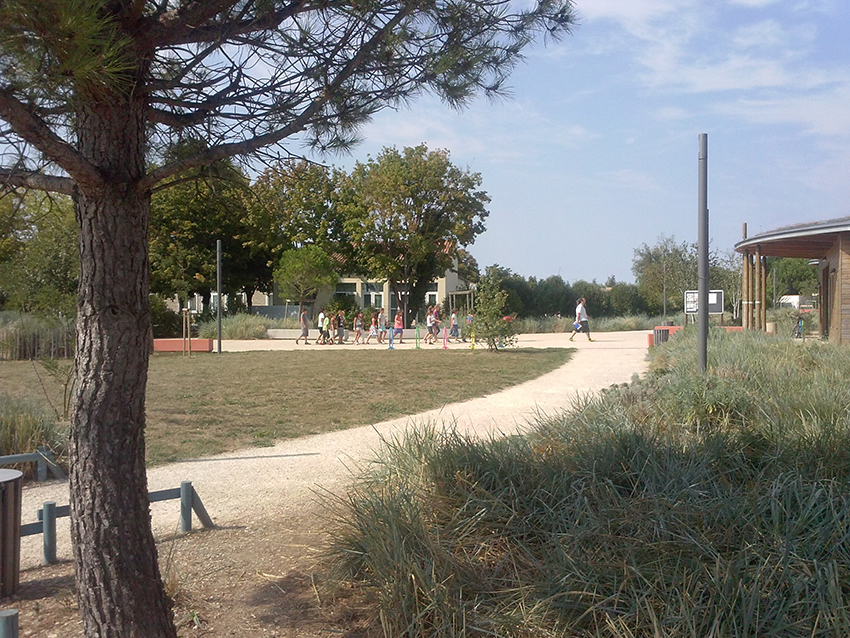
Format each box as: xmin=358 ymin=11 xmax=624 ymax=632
xmin=840 ymin=235 xmax=850 ymax=344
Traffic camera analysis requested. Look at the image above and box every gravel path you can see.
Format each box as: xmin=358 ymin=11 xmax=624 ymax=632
xmin=18 ymin=330 xmax=649 ymax=570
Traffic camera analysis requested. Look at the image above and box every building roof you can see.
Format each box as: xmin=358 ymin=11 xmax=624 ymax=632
xmin=735 ymin=216 xmax=850 ymax=258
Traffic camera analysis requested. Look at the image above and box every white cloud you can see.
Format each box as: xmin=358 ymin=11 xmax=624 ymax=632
xmin=647 ymin=54 xmax=794 ymax=92
xmin=715 ymin=82 xmax=850 ymax=136
xmin=727 ymin=0 xmax=780 ymax=7
xmin=732 ymin=19 xmax=787 ymax=48
xmin=577 ymin=0 xmax=688 ymax=27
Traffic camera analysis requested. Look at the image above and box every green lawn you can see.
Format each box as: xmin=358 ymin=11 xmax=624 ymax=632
xmin=0 ymin=348 xmax=571 ymax=465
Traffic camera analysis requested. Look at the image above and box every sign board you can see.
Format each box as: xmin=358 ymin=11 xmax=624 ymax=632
xmin=684 ymin=290 xmax=725 ymax=315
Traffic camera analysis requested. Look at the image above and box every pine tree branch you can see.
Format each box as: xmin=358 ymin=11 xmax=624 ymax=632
xmin=0 ymin=168 xmax=74 ymax=194
xmin=0 ymin=88 xmax=103 ymax=189
xmin=139 ymin=4 xmax=410 ymax=191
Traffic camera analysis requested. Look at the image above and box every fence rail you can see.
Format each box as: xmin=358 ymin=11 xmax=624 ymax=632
xmin=0 ymin=448 xmax=65 ymax=482
xmin=20 ymin=481 xmax=214 ymax=566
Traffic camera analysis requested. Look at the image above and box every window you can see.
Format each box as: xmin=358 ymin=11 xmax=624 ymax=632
xmin=335 ymin=282 xmax=356 ymax=295
xmin=363 ymin=283 xmax=382 ymax=309
xmin=426 ymin=282 xmax=438 ymax=307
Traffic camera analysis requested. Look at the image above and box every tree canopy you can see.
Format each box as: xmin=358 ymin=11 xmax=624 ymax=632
xmin=632 ymin=236 xmax=699 ymax=314
xmin=768 ymin=257 xmax=819 ymax=297
xmin=0 ymin=194 xmax=78 ymax=315
xmin=149 ymin=162 xmax=280 ymax=308
xmin=0 ymin=0 xmax=577 ymax=634
xmin=345 ymin=144 xmax=489 ymax=324
xmin=273 ymin=245 xmax=339 ymax=309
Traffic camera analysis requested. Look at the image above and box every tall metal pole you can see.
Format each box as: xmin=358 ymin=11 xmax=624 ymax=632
xmin=216 ymin=239 xmax=222 ymax=354
xmin=698 ymin=134 xmax=709 ymax=374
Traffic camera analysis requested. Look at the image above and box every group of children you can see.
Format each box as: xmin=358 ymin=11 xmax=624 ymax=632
xmin=295 ymin=306 xmax=466 ymax=346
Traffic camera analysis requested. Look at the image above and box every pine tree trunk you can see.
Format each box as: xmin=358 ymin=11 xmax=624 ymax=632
xmin=69 ymin=99 xmax=177 ymax=637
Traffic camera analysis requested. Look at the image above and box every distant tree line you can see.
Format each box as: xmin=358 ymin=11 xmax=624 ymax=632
xmin=1 ymin=184 xmax=818 ymax=322
xmin=1 ymin=144 xmax=488 ymax=327
xmin=490 ymin=236 xmax=818 ymax=320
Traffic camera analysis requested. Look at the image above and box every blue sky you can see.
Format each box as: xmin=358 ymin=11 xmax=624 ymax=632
xmin=318 ymin=0 xmax=850 ymax=284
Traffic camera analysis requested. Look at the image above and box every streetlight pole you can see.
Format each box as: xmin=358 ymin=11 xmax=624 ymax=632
xmin=697 ymin=134 xmax=709 ymax=374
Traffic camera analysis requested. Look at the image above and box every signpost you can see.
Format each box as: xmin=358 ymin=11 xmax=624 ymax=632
xmin=684 ymin=290 xmax=725 ymax=315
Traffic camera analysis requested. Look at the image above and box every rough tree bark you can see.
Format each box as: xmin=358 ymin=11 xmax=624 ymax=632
xmin=68 ymin=98 xmax=177 ymax=637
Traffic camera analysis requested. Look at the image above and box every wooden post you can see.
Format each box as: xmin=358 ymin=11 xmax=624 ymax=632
xmin=190 ymin=487 xmax=215 ymax=529
xmin=761 ymin=256 xmax=768 ymax=330
xmin=754 ymin=247 xmax=762 ymax=331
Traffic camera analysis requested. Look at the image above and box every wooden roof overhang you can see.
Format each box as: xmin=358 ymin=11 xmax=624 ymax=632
xmin=734 ymin=216 xmax=850 ymax=259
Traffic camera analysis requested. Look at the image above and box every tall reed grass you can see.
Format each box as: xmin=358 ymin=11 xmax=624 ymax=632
xmin=0 ymin=311 xmax=75 ymax=360
xmin=325 ymin=330 xmax=850 ymax=637
xmin=512 ymin=313 xmax=686 ymax=334
xmin=0 ymin=392 xmax=67 ymax=477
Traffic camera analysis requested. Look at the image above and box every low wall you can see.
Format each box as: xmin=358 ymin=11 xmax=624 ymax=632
xmin=153 ymin=338 xmax=214 ymax=352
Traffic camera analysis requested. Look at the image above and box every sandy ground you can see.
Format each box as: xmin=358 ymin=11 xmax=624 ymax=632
xmin=18 ymin=330 xmax=650 ymax=570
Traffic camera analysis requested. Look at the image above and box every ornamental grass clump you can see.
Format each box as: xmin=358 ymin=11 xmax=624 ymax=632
xmin=0 ymin=312 xmax=75 ymax=360
xmin=196 ymin=313 xmax=273 ymax=339
xmin=0 ymin=392 xmax=67 ymax=477
xmin=326 ymin=330 xmax=850 ymax=637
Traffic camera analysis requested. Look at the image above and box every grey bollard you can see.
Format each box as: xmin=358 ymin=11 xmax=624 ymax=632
xmin=0 ymin=609 xmax=18 ymax=638
xmin=42 ymin=502 xmax=56 ymax=565
xmin=36 ymin=447 xmax=47 ymax=483
xmin=180 ymin=481 xmax=192 ymax=533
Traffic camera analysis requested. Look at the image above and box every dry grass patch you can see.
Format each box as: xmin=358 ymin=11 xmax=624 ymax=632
xmin=0 ymin=347 xmax=570 ymax=465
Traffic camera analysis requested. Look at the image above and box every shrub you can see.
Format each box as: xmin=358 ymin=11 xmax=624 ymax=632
xmin=196 ymin=313 xmax=272 ymax=339
xmin=472 ymin=267 xmax=517 ymax=350
xmin=150 ymin=295 xmax=182 ymax=338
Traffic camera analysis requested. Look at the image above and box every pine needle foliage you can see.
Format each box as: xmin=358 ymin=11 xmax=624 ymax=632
xmin=0 ymin=0 xmax=136 ymax=100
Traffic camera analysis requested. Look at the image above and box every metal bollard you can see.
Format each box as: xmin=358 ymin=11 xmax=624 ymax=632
xmin=180 ymin=481 xmax=193 ymax=533
xmin=42 ymin=502 xmax=56 ymax=565
xmin=0 ymin=609 xmax=18 ymax=638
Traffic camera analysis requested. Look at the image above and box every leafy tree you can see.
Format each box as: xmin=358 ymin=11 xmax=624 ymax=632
xmin=274 ymin=245 xmax=339 ymax=312
xmin=608 ymin=281 xmax=645 ymax=317
xmin=532 ymin=275 xmax=573 ymax=316
xmin=0 ymin=195 xmax=78 ymax=315
xmin=345 ymin=144 xmax=489 ymax=325
xmin=456 ymin=247 xmax=480 ymax=284
xmin=0 ymin=196 xmax=25 ymax=266
xmin=711 ymin=249 xmax=743 ymax=317
xmin=632 ymin=236 xmax=698 ymax=315
xmin=494 ymin=266 xmax=535 ymax=317
xmin=0 ymin=0 xmax=577 ymax=634
xmin=250 ymin=160 xmax=353 ymax=264
xmin=768 ymin=257 xmax=819 ymax=297
xmin=473 ymin=266 xmax=517 ymax=351
xmin=150 ymin=161 xmax=280 ymax=309
xmin=571 ymin=280 xmax=609 ymax=318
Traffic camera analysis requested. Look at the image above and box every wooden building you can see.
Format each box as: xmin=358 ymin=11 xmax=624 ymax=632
xmin=735 ymin=216 xmax=850 ymax=343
